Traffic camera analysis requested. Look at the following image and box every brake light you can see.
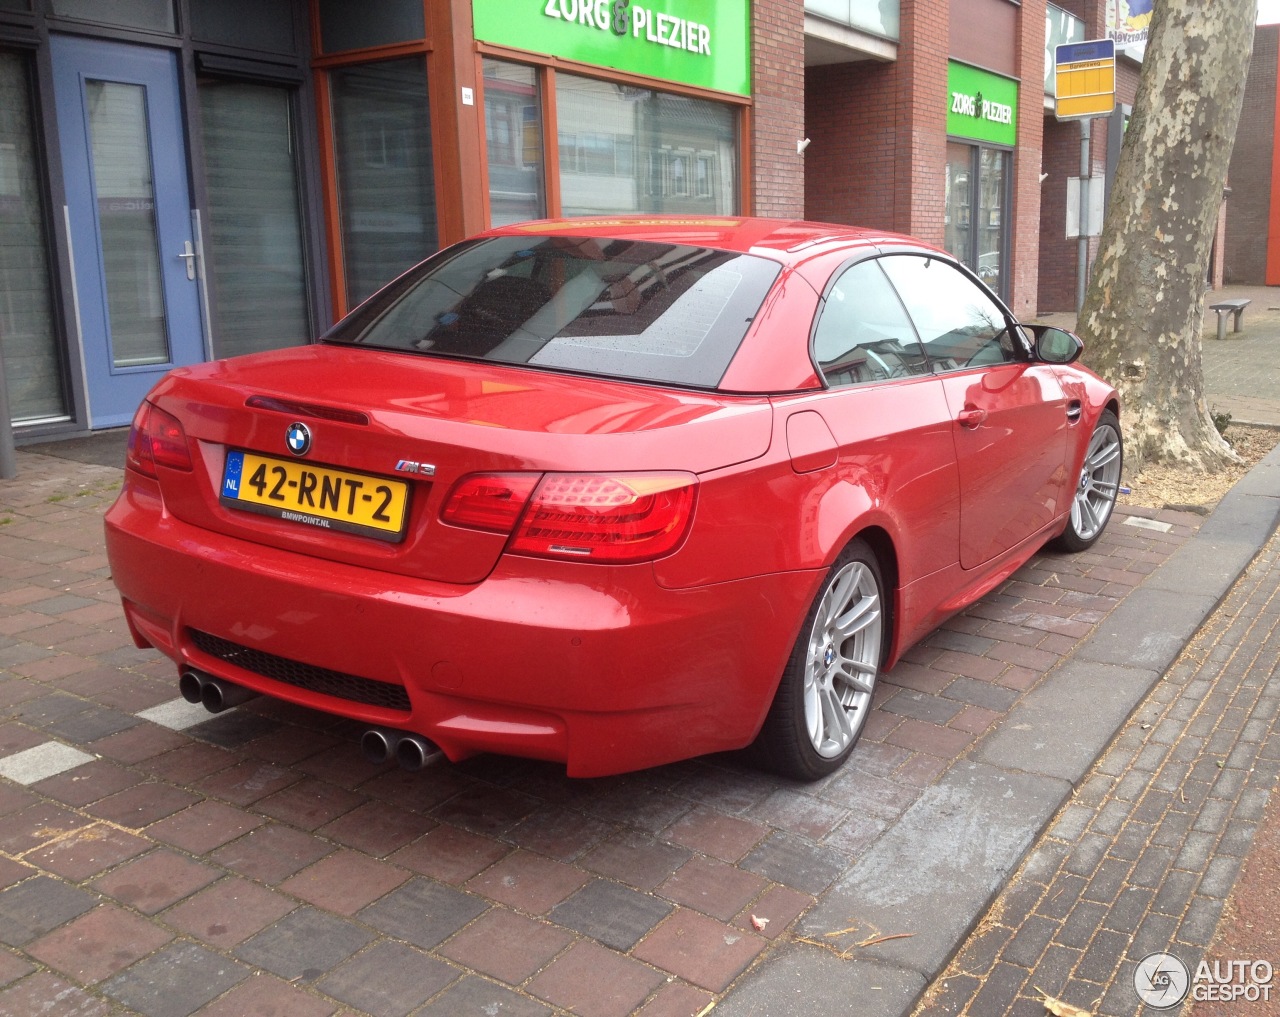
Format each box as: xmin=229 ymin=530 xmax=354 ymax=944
xmin=443 ymin=472 xmax=697 ymax=563
xmin=441 ymin=474 xmax=539 ymax=532
xmin=125 ymin=402 xmax=193 ymax=477
xmin=512 ymin=473 xmax=696 ymax=563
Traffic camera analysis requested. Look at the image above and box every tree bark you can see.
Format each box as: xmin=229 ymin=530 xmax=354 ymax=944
xmin=1077 ymin=0 xmax=1254 ymax=474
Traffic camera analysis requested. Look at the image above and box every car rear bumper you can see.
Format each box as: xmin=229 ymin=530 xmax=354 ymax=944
xmin=105 ymin=483 xmax=818 ymax=776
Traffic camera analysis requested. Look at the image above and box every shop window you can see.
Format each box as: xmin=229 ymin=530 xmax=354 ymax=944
xmin=318 ymin=0 xmax=423 ymax=55
xmin=330 ymin=57 xmax=437 ymax=307
xmin=197 ymin=78 xmax=309 ymax=359
xmin=556 ymin=72 xmax=736 ymax=217
xmin=49 ymin=0 xmax=175 ymax=33
xmin=483 ymin=58 xmax=543 ymax=227
xmin=945 ymin=141 xmax=1009 ymax=298
xmin=0 ymin=0 xmax=33 ymax=10
xmin=0 ymin=50 xmax=66 ymax=422
xmin=191 ymin=0 xmax=295 ymax=54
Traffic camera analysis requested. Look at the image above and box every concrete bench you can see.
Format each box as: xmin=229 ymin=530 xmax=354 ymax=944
xmin=1209 ymin=298 xmax=1250 ymax=340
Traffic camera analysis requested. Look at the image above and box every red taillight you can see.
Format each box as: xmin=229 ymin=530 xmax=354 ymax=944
xmin=125 ymin=402 xmax=193 ymax=477
xmin=443 ymin=472 xmax=697 ymax=563
xmin=441 ymin=474 xmax=539 ymax=533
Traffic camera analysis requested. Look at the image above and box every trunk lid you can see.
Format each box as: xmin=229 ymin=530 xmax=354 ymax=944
xmin=144 ymin=346 xmax=773 ymax=585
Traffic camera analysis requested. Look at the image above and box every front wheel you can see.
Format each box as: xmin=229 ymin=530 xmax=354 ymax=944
xmin=751 ymin=539 xmax=887 ymax=781
xmin=1054 ymin=409 xmax=1123 ymax=553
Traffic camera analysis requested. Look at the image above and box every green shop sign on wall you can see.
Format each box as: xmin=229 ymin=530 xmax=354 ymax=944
xmin=947 ymin=62 xmax=1019 ymax=146
xmin=473 ymin=0 xmax=751 ymax=97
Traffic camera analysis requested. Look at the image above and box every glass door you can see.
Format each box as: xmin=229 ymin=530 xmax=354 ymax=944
xmin=51 ymin=36 xmax=206 ymax=428
xmin=944 ymin=141 xmax=1010 ymax=300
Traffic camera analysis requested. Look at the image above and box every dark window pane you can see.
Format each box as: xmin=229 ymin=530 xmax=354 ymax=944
xmin=191 ymin=0 xmax=296 ymax=53
xmin=0 ymin=51 xmax=67 ymax=420
xmin=49 ymin=0 xmax=175 ymax=33
xmin=330 ymin=58 xmax=437 ymax=307
xmin=318 ymin=0 xmax=424 ymax=54
xmin=326 ymin=235 xmax=780 ymax=390
xmin=198 ymin=79 xmax=309 ymax=358
xmin=0 ymin=0 xmax=33 ymax=11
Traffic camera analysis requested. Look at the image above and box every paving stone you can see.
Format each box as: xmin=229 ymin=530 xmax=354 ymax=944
xmin=84 ymin=781 xmax=201 ymax=827
xmin=437 ymin=907 xmax=572 ymax=986
xmin=101 ymin=941 xmax=247 ymax=1017
xmin=358 ymin=876 xmax=488 ymax=950
xmin=416 ymin=974 xmax=552 ymax=1017
xmin=209 ymin=822 xmax=334 ymax=884
xmin=147 ymin=798 xmax=266 ymax=853
xmin=90 ymin=848 xmax=220 ymax=914
xmin=0 ymin=970 xmax=111 ymax=1017
xmin=315 ymin=799 xmax=435 ymax=857
xmin=317 ymin=940 xmax=458 ymax=1017
xmin=31 ymin=757 xmax=139 ymax=806
xmin=740 ymin=832 xmax=847 ymax=896
xmin=0 ymin=876 xmax=96 ymax=947
xmin=664 ymin=805 xmax=769 ymax=863
xmin=430 ymin=782 xmax=538 ymax=837
xmin=187 ymin=972 xmax=338 ymax=1017
xmin=279 ymin=849 xmax=409 ymax=915
xmin=24 ymin=822 xmax=150 ymax=881
xmin=253 ymin=776 xmax=365 ymax=830
xmin=26 ymin=903 xmax=173 ymax=984
xmin=527 ymin=941 xmax=665 ymax=1017
xmin=162 ymin=876 xmax=296 ymax=948
xmin=551 ymin=878 xmax=673 ymax=951
xmin=634 ymin=908 xmax=765 ymax=993
xmin=658 ymin=856 xmax=767 ymax=922
xmin=389 ymin=822 xmax=511 ymax=885
xmin=467 ymin=849 xmax=590 ymax=914
xmin=235 ymin=906 xmax=375 ymax=983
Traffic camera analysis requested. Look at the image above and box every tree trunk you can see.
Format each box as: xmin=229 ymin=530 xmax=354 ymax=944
xmin=1077 ymin=0 xmax=1254 ymax=474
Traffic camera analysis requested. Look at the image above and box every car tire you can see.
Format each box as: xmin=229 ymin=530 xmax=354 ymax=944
xmin=752 ymin=539 xmax=888 ymax=781
xmin=1054 ymin=409 xmax=1123 ymax=553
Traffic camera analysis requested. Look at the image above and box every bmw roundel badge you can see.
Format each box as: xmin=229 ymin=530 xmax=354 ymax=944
xmin=285 ymin=421 xmax=312 ymax=456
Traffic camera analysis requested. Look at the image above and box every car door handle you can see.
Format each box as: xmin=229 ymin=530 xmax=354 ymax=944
xmin=958 ymin=407 xmax=987 ymax=429
xmin=1066 ymin=400 xmax=1083 ymax=423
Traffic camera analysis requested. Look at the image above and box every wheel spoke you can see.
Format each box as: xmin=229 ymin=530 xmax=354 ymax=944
xmin=817 ymin=683 xmax=853 ymax=751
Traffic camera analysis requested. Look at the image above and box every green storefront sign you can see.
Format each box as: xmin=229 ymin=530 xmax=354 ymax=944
xmin=472 ymin=0 xmax=751 ymax=97
xmin=947 ymin=62 xmax=1019 ymax=146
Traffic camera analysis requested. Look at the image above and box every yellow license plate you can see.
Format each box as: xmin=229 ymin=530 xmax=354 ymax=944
xmin=220 ymin=450 xmax=410 ymax=542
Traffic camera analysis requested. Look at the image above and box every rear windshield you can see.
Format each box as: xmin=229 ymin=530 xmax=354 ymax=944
xmin=324 ymin=235 xmax=782 ymax=388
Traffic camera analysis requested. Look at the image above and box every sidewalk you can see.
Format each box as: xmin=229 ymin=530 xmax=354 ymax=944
xmin=0 ymin=294 xmax=1278 ymax=1016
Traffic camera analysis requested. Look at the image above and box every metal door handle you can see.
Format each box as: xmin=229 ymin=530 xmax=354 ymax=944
xmin=177 ymin=241 xmax=196 ymax=281
xmin=958 ymin=407 xmax=987 ymax=428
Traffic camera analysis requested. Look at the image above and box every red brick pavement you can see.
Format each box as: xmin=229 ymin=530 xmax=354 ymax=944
xmin=0 ymin=450 xmax=1204 ymax=1017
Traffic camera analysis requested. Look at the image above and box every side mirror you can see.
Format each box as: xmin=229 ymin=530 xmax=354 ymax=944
xmin=1026 ymin=324 xmax=1084 ymax=365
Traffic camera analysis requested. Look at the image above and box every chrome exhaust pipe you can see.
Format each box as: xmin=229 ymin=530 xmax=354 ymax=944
xmin=360 ymin=727 xmax=400 ymax=765
xmin=179 ymin=668 xmax=257 ymax=713
xmin=395 ymin=733 xmax=444 ymax=771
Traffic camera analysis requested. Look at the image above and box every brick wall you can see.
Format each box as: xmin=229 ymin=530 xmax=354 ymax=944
xmin=803 ymin=0 xmax=948 ymax=242
xmin=750 ymin=0 xmax=806 ymax=217
xmin=1224 ymin=25 xmax=1278 ymax=284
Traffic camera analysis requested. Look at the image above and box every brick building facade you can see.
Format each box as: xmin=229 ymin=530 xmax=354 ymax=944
xmin=1225 ymin=25 xmax=1279 ymax=285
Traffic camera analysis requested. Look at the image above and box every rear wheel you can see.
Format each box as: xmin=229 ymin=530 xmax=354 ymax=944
xmin=752 ymin=539 xmax=887 ymax=780
xmin=1054 ymin=409 xmax=1122 ymax=552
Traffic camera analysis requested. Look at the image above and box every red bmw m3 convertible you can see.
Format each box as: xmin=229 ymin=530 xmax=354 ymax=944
xmin=104 ymin=217 xmax=1122 ymax=780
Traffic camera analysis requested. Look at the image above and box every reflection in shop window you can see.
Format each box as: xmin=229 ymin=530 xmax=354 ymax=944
xmin=556 ymin=72 xmax=736 ymax=216
xmin=330 ymin=57 xmax=438 ymax=308
xmin=482 ymin=58 xmax=544 ymax=226
xmin=0 ymin=51 xmax=67 ymax=422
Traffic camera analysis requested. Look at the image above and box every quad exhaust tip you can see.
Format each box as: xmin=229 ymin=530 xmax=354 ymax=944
xmin=179 ymin=668 xmax=258 ymax=714
xmin=360 ymin=727 xmax=443 ymax=771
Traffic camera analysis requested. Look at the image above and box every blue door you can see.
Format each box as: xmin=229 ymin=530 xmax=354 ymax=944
xmin=52 ymin=36 xmax=206 ymax=429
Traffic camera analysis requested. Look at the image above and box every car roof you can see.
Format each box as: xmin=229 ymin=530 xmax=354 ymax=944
xmin=481 ymin=215 xmax=941 ymax=266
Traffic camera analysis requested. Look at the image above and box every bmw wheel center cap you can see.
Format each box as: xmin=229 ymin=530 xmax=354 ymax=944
xmin=286 ymin=422 xmax=312 ymax=456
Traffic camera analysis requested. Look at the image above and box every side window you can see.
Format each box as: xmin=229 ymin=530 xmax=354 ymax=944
xmin=813 ymin=259 xmax=930 ymax=387
xmin=878 ymin=255 xmax=1021 ymax=372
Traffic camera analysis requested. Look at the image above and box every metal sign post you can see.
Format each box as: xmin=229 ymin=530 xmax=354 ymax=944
xmin=1054 ymin=40 xmax=1117 ymax=310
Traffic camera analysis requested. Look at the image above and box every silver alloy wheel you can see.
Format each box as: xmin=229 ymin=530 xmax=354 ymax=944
xmin=1072 ymin=419 xmax=1123 ymax=542
xmin=803 ymin=560 xmax=883 ymax=758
